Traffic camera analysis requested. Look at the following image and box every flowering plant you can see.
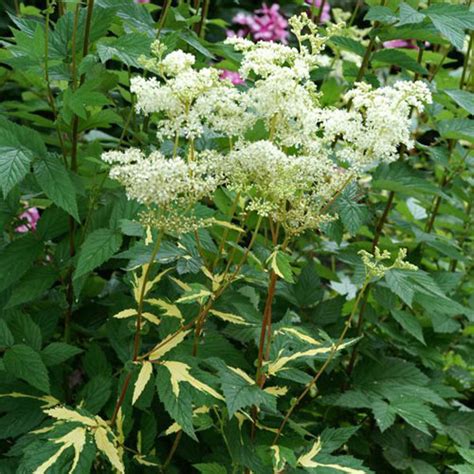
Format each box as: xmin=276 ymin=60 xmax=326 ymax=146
xmin=0 ymin=1 xmax=473 ymax=473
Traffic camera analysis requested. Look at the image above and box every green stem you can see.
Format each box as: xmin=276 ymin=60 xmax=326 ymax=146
xmin=272 ymin=280 xmax=370 ymax=445
xmin=110 ymin=232 xmax=164 ymax=426
xmin=197 ymin=0 xmax=210 ymax=38
xmin=157 ymin=0 xmax=172 ymax=35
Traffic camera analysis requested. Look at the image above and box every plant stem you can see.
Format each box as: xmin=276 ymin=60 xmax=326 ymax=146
xmin=272 ymin=281 xmax=369 ymax=444
xmin=197 ymin=0 xmax=210 ymax=38
xmin=314 ymin=0 xmax=327 ymax=24
xmin=158 ymin=0 xmax=172 ymax=35
xmin=110 ymin=232 xmax=164 ymax=426
xmin=354 ymin=0 xmax=387 ymax=83
xmin=64 ymin=3 xmax=81 ymax=342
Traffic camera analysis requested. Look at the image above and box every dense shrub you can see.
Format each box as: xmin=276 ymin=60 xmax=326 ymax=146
xmin=0 ymin=0 xmax=473 ymax=473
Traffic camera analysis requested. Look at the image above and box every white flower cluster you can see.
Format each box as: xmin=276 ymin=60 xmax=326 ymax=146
xmin=102 ymin=148 xmax=223 ymax=232
xmin=225 ymin=141 xmax=348 ymax=234
xmin=103 ymin=13 xmax=432 ymax=236
xmin=319 ymin=81 xmax=432 ymax=168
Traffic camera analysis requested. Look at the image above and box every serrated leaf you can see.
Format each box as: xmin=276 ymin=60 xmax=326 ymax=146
xmin=33 ymin=427 xmax=87 ymax=474
xmin=438 ymin=118 xmax=474 ymax=142
xmin=161 ymin=361 xmax=224 ymax=401
xmin=94 ymin=426 xmax=125 ymax=474
xmin=364 ymin=6 xmax=398 ymax=23
xmin=97 ymin=33 xmax=153 ymax=68
xmin=269 ymin=250 xmax=294 ymax=283
xmin=209 ymin=309 xmax=250 ymax=325
xmin=41 ymin=343 xmax=83 ymax=367
xmin=0 ymin=319 xmax=14 ymax=348
xmin=74 ymin=228 xmax=122 ymax=279
xmin=444 ymin=89 xmax=474 ymax=115
xmin=132 ymin=361 xmax=153 ymax=405
xmin=156 ymin=365 xmax=195 ymax=439
xmin=4 ymin=344 xmax=50 ymax=393
xmin=113 ymin=308 xmax=137 ymax=319
xmin=391 ymin=309 xmax=425 ymax=344
xmin=425 ymin=3 xmax=474 ymax=50
xmin=218 ymin=365 xmax=276 ymax=417
xmin=372 ymin=49 xmax=428 ymax=75
xmin=0 ymin=118 xmax=46 ymax=196
xmin=372 ymin=399 xmax=396 ymax=432
xmin=398 ymin=3 xmax=425 ymax=25
xmin=6 ymin=265 xmax=57 ymax=308
xmin=147 ymin=298 xmax=184 ymax=321
xmin=0 ymin=235 xmax=43 ymax=293
xmin=34 ymin=154 xmax=79 ymax=221
xmin=149 ymin=330 xmax=191 ymax=361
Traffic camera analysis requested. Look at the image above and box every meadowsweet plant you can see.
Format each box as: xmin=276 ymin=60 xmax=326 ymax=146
xmin=0 ymin=1 xmax=473 ymax=473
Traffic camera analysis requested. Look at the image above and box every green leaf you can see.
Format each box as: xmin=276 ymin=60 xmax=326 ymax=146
xmin=398 ymin=3 xmax=425 ymax=26
xmin=444 ymin=89 xmax=474 ymax=115
xmin=391 ymin=309 xmax=425 ymax=345
xmin=62 ymin=82 xmax=110 ymax=121
xmin=292 ymin=262 xmax=323 ymax=308
xmin=74 ymin=228 xmax=122 ymax=279
xmin=97 ymin=33 xmax=153 ymax=68
xmin=4 ymin=344 xmax=50 ymax=393
xmin=425 ymin=3 xmax=474 ymax=50
xmin=269 ymin=250 xmax=294 ymax=283
xmin=41 ymin=343 xmax=83 ymax=367
xmin=179 ymin=30 xmax=216 ymax=59
xmin=194 ymin=463 xmax=227 ymax=474
xmin=0 ymin=235 xmax=43 ymax=293
xmin=330 ymin=36 xmax=366 ymax=57
xmin=34 ymin=154 xmax=79 ymax=221
xmin=338 ymin=199 xmax=369 ymax=235
xmin=9 ymin=314 xmax=43 ymax=351
xmin=372 ymin=49 xmax=428 ymax=75
xmin=364 ymin=6 xmax=398 ymax=23
xmin=438 ymin=118 xmax=474 ymax=142
xmin=156 ymin=365 xmax=195 ymax=440
xmin=217 ymin=365 xmax=276 ymax=417
xmin=0 ymin=319 xmax=14 ymax=348
xmin=384 ymin=270 xmax=415 ymax=306
xmin=372 ymin=399 xmax=396 ymax=432
xmin=6 ymin=265 xmax=58 ymax=308
xmin=390 ymin=398 xmax=441 ymax=435
xmin=0 ymin=118 xmax=46 ymax=196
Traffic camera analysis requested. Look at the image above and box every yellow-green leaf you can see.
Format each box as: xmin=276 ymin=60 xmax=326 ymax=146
xmin=132 ymin=361 xmax=153 ymax=405
xmin=149 ymin=330 xmax=190 ymax=361
xmin=34 ymin=427 xmax=87 ymax=474
xmin=162 ymin=361 xmax=224 ymax=401
xmin=94 ymin=426 xmax=125 ymax=474
xmin=142 ymin=312 xmax=161 ymax=326
xmin=113 ymin=309 xmax=136 ymax=319
xmin=146 ymin=298 xmax=184 ymax=322
xmin=209 ymin=309 xmax=250 ymax=325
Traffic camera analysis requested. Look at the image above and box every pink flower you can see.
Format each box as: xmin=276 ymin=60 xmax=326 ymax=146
xmin=15 ymin=207 xmax=40 ymax=233
xmin=252 ymin=4 xmax=289 ymax=43
xmin=220 ymin=69 xmax=245 ymax=85
xmin=229 ymin=3 xmax=289 ymax=44
xmin=134 ymin=0 xmax=150 ymax=3
xmin=383 ymin=39 xmax=417 ymax=49
xmin=305 ymin=0 xmax=331 ymax=23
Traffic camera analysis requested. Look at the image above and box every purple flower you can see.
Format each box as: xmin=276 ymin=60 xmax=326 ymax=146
xmin=383 ymin=39 xmax=417 ymax=49
xmin=220 ymin=69 xmax=245 ymax=86
xmin=305 ymin=0 xmax=331 ymax=23
xmin=229 ymin=3 xmax=289 ymax=44
xmin=15 ymin=207 xmax=40 ymax=233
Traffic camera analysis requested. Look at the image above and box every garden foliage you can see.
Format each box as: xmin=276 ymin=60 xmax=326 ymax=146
xmin=0 ymin=0 xmax=473 ymax=473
